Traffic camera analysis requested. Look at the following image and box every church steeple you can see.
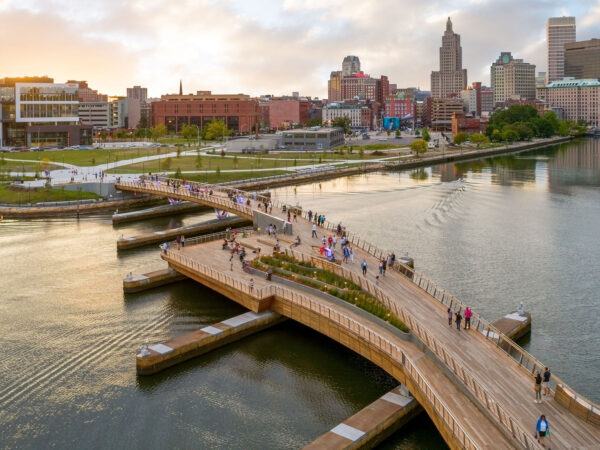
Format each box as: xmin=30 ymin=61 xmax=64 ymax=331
xmin=179 ymin=79 xmax=183 ymax=95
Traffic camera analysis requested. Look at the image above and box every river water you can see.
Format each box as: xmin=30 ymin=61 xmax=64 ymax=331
xmin=1 ymin=138 xmax=598 ymax=449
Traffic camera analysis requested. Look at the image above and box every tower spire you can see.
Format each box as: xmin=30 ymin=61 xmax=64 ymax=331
xmin=446 ymin=17 xmax=453 ymax=32
xmin=179 ymin=79 xmax=182 ymax=95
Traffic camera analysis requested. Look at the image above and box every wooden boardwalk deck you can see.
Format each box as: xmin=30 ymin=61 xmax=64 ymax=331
xmin=117 ymin=178 xmax=600 ymax=449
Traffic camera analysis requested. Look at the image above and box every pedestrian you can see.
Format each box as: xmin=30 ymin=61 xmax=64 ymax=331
xmin=464 ymin=306 xmax=472 ymax=330
xmin=447 ymin=308 xmax=452 ymax=326
xmin=327 ymin=235 xmax=333 ymax=247
xmin=343 ymin=246 xmax=349 ymax=263
xmin=535 ymin=414 xmax=549 ymax=447
xmin=176 ymin=234 xmax=181 ymax=250
xmin=312 ymin=223 xmax=317 ymax=238
xmin=361 ymin=259 xmax=368 ymax=276
xmin=332 ymin=235 xmax=337 ymax=248
xmin=229 ymin=255 xmax=233 ymax=271
xmin=349 ymin=247 xmax=354 ymax=263
xmin=455 ymin=310 xmax=462 ymax=331
xmin=180 ymin=235 xmax=185 ymax=248
xmin=376 ymin=275 xmax=380 ymax=286
xmin=382 ymin=258 xmax=387 ymax=276
xmin=308 ymin=210 xmax=313 ymax=222
xmin=379 ymin=260 xmax=384 ymax=275
xmin=293 ymin=212 xmax=297 ymax=222
xmin=543 ymin=367 xmax=551 ymax=397
xmin=534 ymin=372 xmax=543 ymax=403
xmin=249 ymin=278 xmax=254 ymax=292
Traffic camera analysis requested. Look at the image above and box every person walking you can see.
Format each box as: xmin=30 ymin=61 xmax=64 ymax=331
xmin=535 ymin=414 xmax=549 ymax=447
xmin=180 ymin=235 xmax=185 ymax=248
xmin=249 ymin=278 xmax=254 ymax=292
xmin=312 ymin=223 xmax=317 ymax=238
xmin=382 ymin=259 xmax=387 ymax=276
xmin=361 ymin=260 xmax=368 ymax=276
xmin=455 ymin=310 xmax=462 ymax=331
xmin=464 ymin=306 xmax=472 ymax=330
xmin=447 ymin=308 xmax=453 ymax=326
xmin=543 ymin=367 xmax=551 ymax=397
xmin=349 ymin=247 xmax=354 ymax=263
xmin=308 ymin=210 xmax=313 ymax=222
xmin=534 ymin=372 xmax=543 ymax=403
xmin=229 ymin=255 xmax=234 ymax=271
xmin=375 ymin=275 xmax=380 ymax=286
xmin=379 ymin=260 xmax=384 ymax=276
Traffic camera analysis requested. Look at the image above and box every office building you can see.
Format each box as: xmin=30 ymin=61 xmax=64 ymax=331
xmin=79 ymin=102 xmax=111 ymax=128
xmin=564 ymin=39 xmax=600 ymax=81
xmin=281 ymin=128 xmax=345 ymax=150
xmin=342 ymin=55 xmax=361 ymax=77
xmin=151 ymin=91 xmax=258 ymax=134
xmin=481 ymin=88 xmax=494 ymax=114
xmin=547 ymin=17 xmax=576 ymax=84
xmin=536 ymin=72 xmax=547 ymax=89
xmin=431 ymin=97 xmax=465 ymax=131
xmin=536 ymin=77 xmax=600 ymax=127
xmin=267 ymin=97 xmax=309 ymax=129
xmin=322 ymin=102 xmax=372 ymax=130
xmin=328 ymin=71 xmax=342 ymax=102
xmin=460 ymin=82 xmax=483 ymax=116
xmin=431 ymin=17 xmax=468 ymax=98
xmin=0 ymin=80 xmax=91 ymax=147
xmin=490 ymin=52 xmax=536 ymax=105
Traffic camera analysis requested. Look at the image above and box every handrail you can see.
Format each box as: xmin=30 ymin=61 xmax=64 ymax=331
xmin=282 ymin=247 xmax=540 ymax=449
xmin=116 ymin=176 xmax=599 ymax=419
xmin=163 ymin=248 xmax=480 ymax=450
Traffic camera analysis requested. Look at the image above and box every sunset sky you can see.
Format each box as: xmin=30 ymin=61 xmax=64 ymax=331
xmin=1 ymin=0 xmax=599 ymax=98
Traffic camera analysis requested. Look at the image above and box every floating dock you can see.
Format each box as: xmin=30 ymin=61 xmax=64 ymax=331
xmin=117 ymin=216 xmax=251 ymax=250
xmin=123 ymin=267 xmax=186 ymax=293
xmin=136 ymin=310 xmax=285 ymax=375
xmin=112 ymin=201 xmax=205 ymax=224
xmin=492 ymin=310 xmax=531 ymax=342
xmin=304 ymin=386 xmax=421 ymax=450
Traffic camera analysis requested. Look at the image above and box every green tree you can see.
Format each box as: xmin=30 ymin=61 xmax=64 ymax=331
xmin=307 ymin=117 xmax=322 ymax=127
xmin=453 ymin=132 xmax=469 ymax=145
xmin=176 ymin=145 xmax=182 ymax=158
xmin=470 ymin=133 xmax=490 ymax=148
xmin=387 ymin=129 xmax=391 ymax=136
xmin=532 ymin=117 xmax=554 ymax=138
xmin=514 ymin=123 xmax=534 ymax=141
xmin=332 ymin=116 xmax=352 ymax=135
xmin=395 ymin=129 xmax=401 ymax=138
xmin=410 ymin=139 xmax=427 ymax=156
xmin=502 ymin=128 xmax=519 ymax=143
xmin=162 ymin=157 xmax=172 ymax=170
xmin=421 ymin=128 xmax=431 ymax=142
xmin=99 ymin=131 xmax=107 ymax=142
xmin=181 ymin=124 xmax=198 ymax=146
xmin=151 ymin=124 xmax=167 ymax=142
xmin=116 ymin=129 xmax=127 ymax=140
xmin=543 ymin=111 xmax=560 ymax=134
xmin=415 ymin=129 xmax=421 ymax=136
xmin=204 ymin=120 xmax=232 ymax=141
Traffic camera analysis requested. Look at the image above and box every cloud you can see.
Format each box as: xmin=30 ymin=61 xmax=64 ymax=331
xmin=0 ymin=0 xmax=599 ymax=98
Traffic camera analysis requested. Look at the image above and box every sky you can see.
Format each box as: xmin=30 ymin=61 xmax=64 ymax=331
xmin=1 ymin=0 xmax=599 ymax=98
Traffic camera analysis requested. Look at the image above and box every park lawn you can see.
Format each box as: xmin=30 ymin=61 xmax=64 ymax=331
xmin=176 ymin=170 xmax=290 ymax=184
xmin=0 ymin=162 xmax=63 ymax=173
xmin=4 ymin=147 xmax=175 ymax=166
xmin=0 ymin=183 xmax=99 ymax=204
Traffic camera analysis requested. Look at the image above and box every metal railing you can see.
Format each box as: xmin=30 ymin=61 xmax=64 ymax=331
xmin=163 ymin=248 xmax=480 ymax=450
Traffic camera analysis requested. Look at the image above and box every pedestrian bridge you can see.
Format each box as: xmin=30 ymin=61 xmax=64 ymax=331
xmin=117 ymin=178 xmax=600 ymax=449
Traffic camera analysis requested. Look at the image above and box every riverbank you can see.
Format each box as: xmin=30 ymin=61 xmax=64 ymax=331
xmin=223 ymin=136 xmax=572 ymax=191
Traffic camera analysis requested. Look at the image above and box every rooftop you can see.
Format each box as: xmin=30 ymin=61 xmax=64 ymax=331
xmin=545 ymin=77 xmax=600 ymax=88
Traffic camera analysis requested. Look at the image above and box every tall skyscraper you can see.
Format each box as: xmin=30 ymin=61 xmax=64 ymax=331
xmin=328 ymin=71 xmax=342 ymax=101
xmin=547 ymin=17 xmax=576 ymax=84
xmin=342 ymin=56 xmax=361 ymax=77
xmin=564 ymin=39 xmax=600 ymax=81
xmin=430 ymin=17 xmax=468 ymax=99
xmin=490 ymin=52 xmax=536 ymax=105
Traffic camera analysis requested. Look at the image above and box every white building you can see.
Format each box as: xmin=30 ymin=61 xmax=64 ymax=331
xmin=322 ymin=103 xmax=371 ymax=129
xmin=79 ymin=102 xmax=110 ymax=128
xmin=547 ymin=17 xmax=576 ymax=84
xmin=491 ymin=52 xmax=536 ymax=105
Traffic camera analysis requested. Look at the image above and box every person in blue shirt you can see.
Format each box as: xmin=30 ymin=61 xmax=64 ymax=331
xmin=535 ymin=414 xmax=549 ymax=447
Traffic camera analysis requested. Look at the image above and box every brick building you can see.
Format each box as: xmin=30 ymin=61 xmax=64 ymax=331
xmin=431 ymin=97 xmax=464 ymax=131
xmin=268 ymin=98 xmax=309 ymax=129
xmin=536 ymin=77 xmax=600 ymax=126
xmin=451 ymin=112 xmax=483 ymax=134
xmin=151 ymin=91 xmax=258 ymax=133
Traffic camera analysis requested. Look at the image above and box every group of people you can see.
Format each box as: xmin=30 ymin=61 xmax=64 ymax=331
xmin=534 ymin=367 xmax=552 ymax=404
xmin=307 ymin=210 xmax=326 ymax=226
xmin=447 ymin=306 xmax=472 ymax=331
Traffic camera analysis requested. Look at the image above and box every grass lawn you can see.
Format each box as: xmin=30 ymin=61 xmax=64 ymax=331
xmin=0 ymin=163 xmax=62 ymax=173
xmin=175 ymin=170 xmax=290 ymax=184
xmin=0 ymin=183 xmax=99 ymax=204
xmin=3 ymin=147 xmax=175 ymax=166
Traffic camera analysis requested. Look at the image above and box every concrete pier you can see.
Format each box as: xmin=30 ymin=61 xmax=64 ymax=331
xmin=136 ymin=310 xmax=285 ymax=375
xmin=123 ymin=267 xmax=186 ymax=293
xmin=117 ymin=216 xmax=250 ymax=250
xmin=112 ymin=201 xmax=205 ymax=224
xmin=492 ymin=310 xmax=531 ymax=342
xmin=304 ymin=386 xmax=421 ymax=449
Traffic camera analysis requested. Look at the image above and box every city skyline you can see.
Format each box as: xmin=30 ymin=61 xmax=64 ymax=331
xmin=1 ymin=0 xmax=599 ymax=98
